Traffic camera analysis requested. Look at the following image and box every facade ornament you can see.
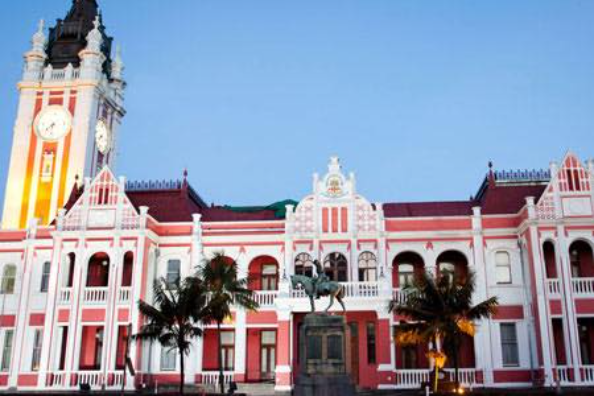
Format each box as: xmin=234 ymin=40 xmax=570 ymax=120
xmin=112 ymin=44 xmax=125 ymax=81
xmin=85 ymin=16 xmax=103 ymax=53
xmin=31 ymin=19 xmax=47 ymax=54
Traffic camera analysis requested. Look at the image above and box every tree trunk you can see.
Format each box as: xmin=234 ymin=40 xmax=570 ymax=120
xmin=180 ymin=347 xmax=185 ymax=396
xmin=217 ymin=321 xmax=225 ymax=394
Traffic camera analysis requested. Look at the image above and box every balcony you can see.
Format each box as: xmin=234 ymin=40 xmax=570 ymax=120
xmin=200 ymin=371 xmax=234 ymax=387
xmin=47 ymin=371 xmax=124 ymax=389
xmin=291 ymin=281 xmax=380 ymax=299
xmin=253 ymin=290 xmax=278 ymax=307
xmin=58 ymin=288 xmax=72 ymax=304
xmin=83 ymin=287 xmax=109 ymax=304
xmin=118 ymin=287 xmax=131 ymax=304
xmin=547 ymin=279 xmax=561 ymax=296
xmin=393 ymin=368 xmax=479 ymax=389
xmin=572 ymin=278 xmax=594 ymax=296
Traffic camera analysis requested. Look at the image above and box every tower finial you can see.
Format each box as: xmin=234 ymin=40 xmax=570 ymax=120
xmin=488 ymin=160 xmax=496 ymax=188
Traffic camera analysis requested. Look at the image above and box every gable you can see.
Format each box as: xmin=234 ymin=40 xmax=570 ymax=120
xmin=62 ymin=167 xmax=140 ymax=230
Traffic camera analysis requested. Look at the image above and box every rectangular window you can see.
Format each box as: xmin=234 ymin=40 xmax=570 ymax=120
xmin=261 ymin=264 xmax=278 ymax=291
xmin=160 ymin=346 xmax=176 ymax=371
xmin=221 ymin=331 xmax=235 ymax=371
xmin=366 ymin=322 xmax=376 ymax=364
xmin=1 ymin=265 xmax=16 ymax=294
xmin=31 ymin=329 xmax=43 ymax=371
xmin=166 ymin=259 xmax=181 ymax=287
xmin=495 ymin=252 xmax=512 ymax=284
xmin=1 ymin=330 xmax=14 ymax=372
xmin=500 ymin=323 xmax=519 ymax=367
xmin=260 ymin=330 xmax=276 ymax=379
xmin=40 ymin=261 xmax=51 ymax=292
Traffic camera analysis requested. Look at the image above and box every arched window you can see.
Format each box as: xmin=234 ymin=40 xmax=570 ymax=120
xmin=65 ymin=253 xmax=76 ymax=287
xmin=87 ymin=253 xmax=110 ymax=287
xmin=122 ymin=252 xmax=134 ymax=287
xmin=393 ymin=252 xmax=424 ymax=288
xmin=495 ymin=252 xmax=512 ymax=284
xmin=324 ymin=252 xmax=348 ymax=282
xmin=398 ymin=264 xmax=415 ymax=288
xmin=358 ymin=252 xmax=377 ymax=282
xmin=294 ymin=253 xmax=314 ymax=278
xmin=569 ymin=240 xmax=594 ymax=278
xmin=40 ymin=261 xmax=51 ymax=292
xmin=1 ymin=265 xmax=16 ymax=294
xmin=437 ymin=251 xmax=468 ymax=284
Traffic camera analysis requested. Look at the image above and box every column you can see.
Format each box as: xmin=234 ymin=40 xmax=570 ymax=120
xmin=275 ymin=309 xmax=292 ymax=392
xmin=471 ymin=207 xmax=494 ymax=385
xmin=233 ymin=309 xmax=247 ymax=382
xmin=8 ymin=220 xmax=38 ymax=388
xmin=377 ymin=312 xmax=395 ymax=388
xmin=526 ymin=197 xmax=555 ymax=386
xmin=556 ymin=227 xmax=582 ymax=383
xmin=38 ymin=220 xmax=65 ymax=386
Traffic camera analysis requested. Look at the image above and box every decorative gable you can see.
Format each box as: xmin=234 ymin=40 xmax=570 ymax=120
xmin=61 ymin=167 xmax=141 ymax=231
xmin=289 ymin=157 xmax=380 ymax=236
xmin=536 ymin=153 xmax=593 ymax=220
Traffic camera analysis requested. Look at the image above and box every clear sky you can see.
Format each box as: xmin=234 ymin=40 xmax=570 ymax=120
xmin=1 ymin=1 xmax=593 ymax=206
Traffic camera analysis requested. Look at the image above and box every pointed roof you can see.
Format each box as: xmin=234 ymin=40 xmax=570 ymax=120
xmin=46 ymin=0 xmax=113 ymax=75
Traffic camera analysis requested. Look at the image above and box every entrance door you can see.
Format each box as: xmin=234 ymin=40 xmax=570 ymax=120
xmin=261 ymin=330 xmax=276 ymax=381
xmin=349 ymin=322 xmax=360 ymax=385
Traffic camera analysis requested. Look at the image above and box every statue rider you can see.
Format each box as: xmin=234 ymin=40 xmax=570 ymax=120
xmin=312 ymin=259 xmax=330 ymax=298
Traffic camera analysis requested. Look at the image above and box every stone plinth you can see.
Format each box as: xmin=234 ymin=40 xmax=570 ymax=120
xmin=294 ymin=313 xmax=355 ymax=396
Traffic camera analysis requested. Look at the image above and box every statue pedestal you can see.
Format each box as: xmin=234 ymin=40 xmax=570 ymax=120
xmin=294 ymin=313 xmax=356 ymax=396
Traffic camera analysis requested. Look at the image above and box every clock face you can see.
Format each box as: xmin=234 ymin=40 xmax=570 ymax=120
xmin=34 ymin=106 xmax=72 ymax=141
xmin=95 ymin=120 xmax=111 ymax=154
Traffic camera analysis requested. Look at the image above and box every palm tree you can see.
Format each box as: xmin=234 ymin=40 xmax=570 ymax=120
xmin=134 ymin=277 xmax=209 ymax=395
xmin=198 ymin=252 xmax=259 ymax=394
xmin=389 ymin=269 xmax=498 ymax=392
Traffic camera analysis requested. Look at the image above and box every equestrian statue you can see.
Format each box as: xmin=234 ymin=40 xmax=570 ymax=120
xmin=290 ymin=260 xmax=346 ymax=313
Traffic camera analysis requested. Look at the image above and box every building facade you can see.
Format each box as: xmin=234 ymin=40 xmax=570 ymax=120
xmin=1 ymin=0 xmax=594 ymax=393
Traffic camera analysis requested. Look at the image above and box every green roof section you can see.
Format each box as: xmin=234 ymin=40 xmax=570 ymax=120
xmin=224 ymin=199 xmax=299 ymax=219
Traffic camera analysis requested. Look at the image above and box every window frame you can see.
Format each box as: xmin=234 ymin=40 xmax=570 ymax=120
xmin=366 ymin=322 xmax=377 ymax=364
xmin=31 ymin=328 xmax=43 ymax=372
xmin=495 ymin=251 xmax=512 ymax=285
xmin=40 ymin=261 xmax=51 ymax=292
xmin=1 ymin=329 xmax=14 ymax=372
xmin=500 ymin=322 xmax=520 ymax=367
xmin=358 ymin=252 xmax=377 ymax=282
xmin=165 ymin=259 xmax=181 ymax=288
xmin=160 ymin=345 xmax=177 ymax=372
xmin=294 ymin=253 xmax=314 ymax=278
xmin=1 ymin=265 xmax=16 ymax=295
xmin=323 ymin=252 xmax=348 ymax=282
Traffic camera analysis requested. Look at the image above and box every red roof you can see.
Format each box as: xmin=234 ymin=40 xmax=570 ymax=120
xmin=478 ymin=184 xmax=546 ymax=215
xmin=383 ymin=201 xmax=474 ymax=217
xmin=383 ymin=183 xmax=547 ymax=218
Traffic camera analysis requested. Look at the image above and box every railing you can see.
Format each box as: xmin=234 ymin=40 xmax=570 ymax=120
xmin=47 ymin=372 xmax=68 ymax=388
xmin=392 ymin=288 xmax=410 ymax=305
xmin=118 ymin=287 xmax=131 ymax=304
xmin=394 ymin=369 xmax=430 ymax=389
xmin=342 ymin=281 xmax=379 ymax=297
xmin=73 ymin=371 xmax=104 ymax=388
xmin=201 ymin=371 xmax=234 ymax=386
xmin=546 ymin=279 xmax=561 ymax=295
xmin=444 ymin=368 xmax=478 ymax=386
xmin=582 ymin=365 xmax=594 ymax=383
xmin=291 ymin=282 xmax=379 ymax=299
xmin=83 ymin=287 xmax=109 ymax=304
xmin=556 ymin=366 xmax=572 ymax=384
xmin=572 ymin=278 xmax=594 ymax=295
xmin=105 ymin=371 xmax=125 ymax=387
xmin=59 ymin=288 xmax=72 ymax=304
xmin=253 ymin=291 xmax=278 ymax=307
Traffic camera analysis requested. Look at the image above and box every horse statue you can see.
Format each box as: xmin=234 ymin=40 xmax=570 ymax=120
xmin=290 ymin=260 xmax=346 ymax=313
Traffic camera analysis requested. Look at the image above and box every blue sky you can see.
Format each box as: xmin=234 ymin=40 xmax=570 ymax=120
xmin=1 ymin=1 xmax=593 ymax=206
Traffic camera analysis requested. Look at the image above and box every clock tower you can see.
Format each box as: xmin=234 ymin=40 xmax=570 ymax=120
xmin=2 ymin=0 xmax=126 ymax=229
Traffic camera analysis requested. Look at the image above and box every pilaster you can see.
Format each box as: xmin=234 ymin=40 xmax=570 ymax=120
xmin=471 ymin=206 xmax=494 ymax=385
